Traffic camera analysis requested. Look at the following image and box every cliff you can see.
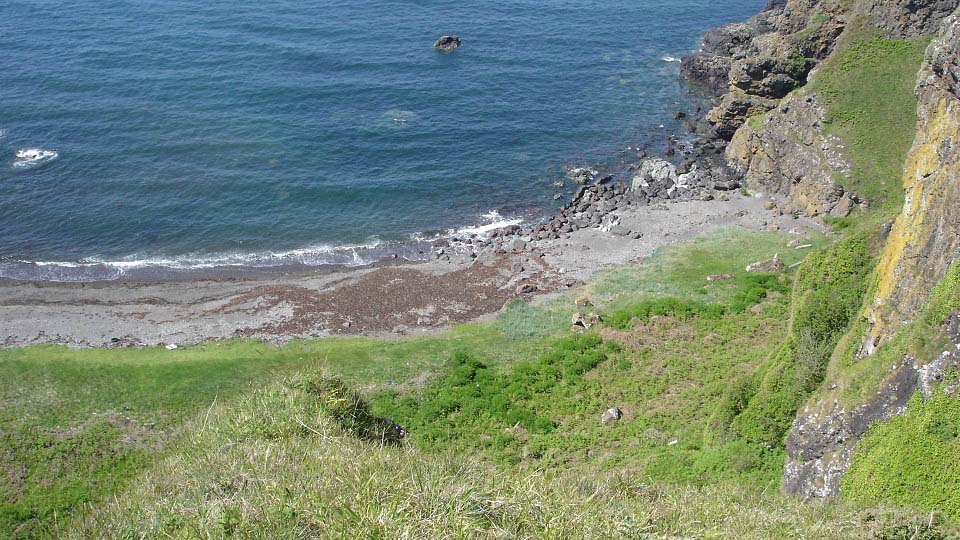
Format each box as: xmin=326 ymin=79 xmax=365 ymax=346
xmin=686 ymin=0 xmax=960 ymax=503
xmin=784 ymin=8 xmax=960 ymax=500
xmin=684 ymin=0 xmax=956 ymax=218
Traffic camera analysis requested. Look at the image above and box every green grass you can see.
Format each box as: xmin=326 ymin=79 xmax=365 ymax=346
xmin=809 ymin=21 xmax=930 ymax=210
xmin=844 ymin=391 xmax=960 ymax=518
xmin=0 ymin=327 xmax=554 ymax=538
xmin=2 ymin=225 xmax=955 ymax=537
xmin=48 ymin=375 xmax=883 ymax=539
xmin=588 ymin=228 xmax=824 ymax=307
xmin=723 ymin=233 xmax=877 ymax=446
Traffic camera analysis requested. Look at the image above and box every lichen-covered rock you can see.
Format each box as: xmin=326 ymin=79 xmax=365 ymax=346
xmin=783 ymin=358 xmax=919 ymax=498
xmin=707 ymin=90 xmax=780 ymax=139
xmin=725 ymin=90 xmax=854 ymax=217
xmin=862 ymin=10 xmax=960 ymax=353
xmin=784 ymin=10 xmax=960 ymax=498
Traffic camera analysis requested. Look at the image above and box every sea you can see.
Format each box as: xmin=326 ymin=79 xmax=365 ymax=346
xmin=0 ymin=0 xmax=763 ymax=281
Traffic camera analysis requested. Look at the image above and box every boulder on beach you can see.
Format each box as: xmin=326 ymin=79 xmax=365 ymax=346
xmin=433 ymin=35 xmax=461 ymax=51
xmin=631 ymin=158 xmax=678 ymax=198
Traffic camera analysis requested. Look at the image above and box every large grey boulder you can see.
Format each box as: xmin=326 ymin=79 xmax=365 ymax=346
xmin=631 ymin=158 xmax=678 ymax=198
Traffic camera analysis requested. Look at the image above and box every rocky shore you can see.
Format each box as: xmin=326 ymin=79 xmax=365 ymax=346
xmin=0 ymin=125 xmax=822 ymax=348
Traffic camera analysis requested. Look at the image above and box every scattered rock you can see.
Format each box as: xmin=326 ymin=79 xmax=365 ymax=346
xmin=571 ymin=312 xmax=601 ymax=332
xmin=631 ymin=158 xmax=678 ymax=197
xmin=707 ymin=274 xmax=735 ymax=282
xmin=574 ymin=295 xmax=592 ymax=308
xmin=746 ymin=254 xmax=785 ymax=273
xmin=601 ymin=407 xmax=623 ymax=425
xmin=516 ymin=283 xmax=538 ymax=294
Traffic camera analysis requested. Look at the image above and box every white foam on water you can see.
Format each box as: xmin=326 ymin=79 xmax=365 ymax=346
xmin=9 ymin=239 xmax=388 ymax=280
xmin=661 ymin=56 xmax=681 ymax=63
xmin=90 ymin=240 xmax=385 ymax=271
xmin=13 ymin=148 xmax=58 ymax=169
xmin=457 ymin=210 xmax=522 ymax=236
xmin=6 ymin=211 xmax=523 ymax=281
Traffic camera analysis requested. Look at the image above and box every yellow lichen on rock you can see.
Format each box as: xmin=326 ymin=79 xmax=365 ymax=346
xmin=864 ymin=91 xmax=960 ymax=353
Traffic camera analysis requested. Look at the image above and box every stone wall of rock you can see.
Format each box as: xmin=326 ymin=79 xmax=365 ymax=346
xmin=862 ymin=9 xmax=960 ymax=353
xmin=783 ymin=10 xmax=960 ymax=498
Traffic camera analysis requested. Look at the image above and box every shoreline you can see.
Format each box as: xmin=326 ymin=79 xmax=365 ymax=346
xmin=0 ymin=191 xmax=823 ymax=348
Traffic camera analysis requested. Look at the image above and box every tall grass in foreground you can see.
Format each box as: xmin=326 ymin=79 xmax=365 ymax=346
xmin=54 ymin=375 xmax=878 ymax=540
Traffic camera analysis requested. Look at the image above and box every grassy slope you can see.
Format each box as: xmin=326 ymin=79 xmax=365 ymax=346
xmin=798 ymin=18 xmax=960 ymax=519
xmin=0 ymin=227 xmax=880 ymax=539
xmin=841 ymin=264 xmax=960 ymax=516
xmin=0 ymin=327 xmax=552 ymax=538
xmin=809 ymin=21 xmax=930 ymax=213
xmin=55 ymin=376 xmax=872 ymax=540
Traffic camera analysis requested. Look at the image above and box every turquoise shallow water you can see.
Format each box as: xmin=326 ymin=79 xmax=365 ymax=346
xmin=0 ymin=0 xmax=762 ymax=280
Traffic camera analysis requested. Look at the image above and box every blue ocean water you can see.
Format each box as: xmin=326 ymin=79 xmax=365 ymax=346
xmin=0 ymin=0 xmax=763 ymax=280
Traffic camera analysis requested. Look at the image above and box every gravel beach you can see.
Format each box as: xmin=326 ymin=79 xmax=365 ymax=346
xmin=0 ymin=191 xmax=821 ymax=348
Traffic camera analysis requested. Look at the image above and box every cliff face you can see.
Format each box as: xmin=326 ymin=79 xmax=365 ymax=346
xmin=862 ymin=16 xmax=960 ymax=353
xmin=683 ymin=0 xmax=958 ymax=217
xmin=784 ymin=10 xmax=960 ymax=498
xmin=686 ymin=0 xmax=960 ymax=500
xmin=725 ymin=91 xmax=856 ymax=217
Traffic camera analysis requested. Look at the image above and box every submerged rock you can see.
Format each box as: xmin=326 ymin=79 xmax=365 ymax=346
xmin=567 ymin=167 xmax=598 ymax=185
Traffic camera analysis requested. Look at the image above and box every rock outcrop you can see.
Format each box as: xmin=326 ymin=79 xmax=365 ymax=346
xmin=683 ymin=0 xmax=959 ymax=220
xmin=725 ymin=90 xmax=855 ymax=217
xmin=783 ymin=9 xmax=960 ymax=498
xmin=862 ymin=9 xmax=960 ymax=353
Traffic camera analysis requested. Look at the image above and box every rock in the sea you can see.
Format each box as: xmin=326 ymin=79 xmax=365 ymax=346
xmin=746 ymin=254 xmax=785 ymax=273
xmin=601 ymin=407 xmax=623 ymax=425
xmin=567 ymin=167 xmax=597 ymax=185
xmin=433 ymin=35 xmax=461 ymax=51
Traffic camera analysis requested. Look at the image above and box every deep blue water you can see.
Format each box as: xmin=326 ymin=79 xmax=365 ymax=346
xmin=0 ymin=0 xmax=763 ymax=280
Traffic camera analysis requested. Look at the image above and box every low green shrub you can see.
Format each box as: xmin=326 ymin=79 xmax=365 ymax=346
xmin=607 ymin=298 xmax=725 ymax=330
xmin=726 ymin=234 xmax=875 ymax=446
xmin=843 ymin=391 xmax=960 ymax=520
xmin=370 ymin=335 xmax=609 ymax=463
